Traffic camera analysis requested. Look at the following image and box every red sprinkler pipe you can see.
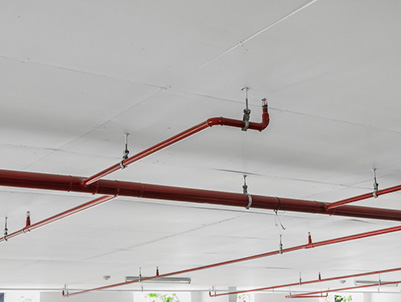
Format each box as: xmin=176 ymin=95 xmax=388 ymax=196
xmin=0 ymin=195 xmax=115 ymax=243
xmin=287 ymin=281 xmax=401 ymax=298
xmin=1 ymin=169 xmax=401 ymax=222
xmin=210 ymin=267 xmax=401 ymax=297
xmin=288 ymin=294 xmax=328 ymax=298
xmin=82 ymin=101 xmax=269 ymax=186
xmin=63 ymin=224 xmax=401 ymax=297
xmin=326 ymin=184 xmax=401 ymax=210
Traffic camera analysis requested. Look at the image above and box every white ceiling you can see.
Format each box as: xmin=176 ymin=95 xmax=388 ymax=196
xmin=1 ymin=0 xmax=401 ymax=297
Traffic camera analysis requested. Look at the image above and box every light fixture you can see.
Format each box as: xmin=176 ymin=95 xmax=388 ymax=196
xmin=354 ymin=280 xmax=399 ymax=287
xmin=125 ymin=276 xmax=191 ymax=284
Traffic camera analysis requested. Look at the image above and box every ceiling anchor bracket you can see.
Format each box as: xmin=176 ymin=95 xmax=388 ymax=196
xmin=243 ymin=175 xmax=253 ymax=209
xmin=63 ymin=284 xmax=69 ymax=296
xmin=373 ymin=168 xmax=379 ymax=198
xmin=306 ymin=232 xmax=314 ymax=249
xmin=4 ymin=217 xmax=8 ymax=241
xmin=120 ymin=133 xmax=130 ymax=169
xmin=241 ymin=87 xmax=251 ymax=131
xmin=274 ymin=198 xmax=286 ymax=230
xmin=26 ymin=211 xmax=31 ymax=228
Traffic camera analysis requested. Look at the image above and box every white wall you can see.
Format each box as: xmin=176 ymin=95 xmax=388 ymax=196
xmin=191 ymin=292 xmax=203 ymax=302
xmin=197 ymin=291 xmax=230 ymax=302
xmin=41 ymin=291 xmax=401 ymax=302
xmin=254 ymin=293 xmax=288 ymax=302
xmin=368 ymin=293 xmax=401 ymax=302
xmin=41 ymin=291 xmax=134 ymax=302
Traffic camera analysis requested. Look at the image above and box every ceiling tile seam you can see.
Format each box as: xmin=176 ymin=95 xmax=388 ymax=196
xmin=0 ymin=187 xmax=101 ymax=199
xmin=272 ymin=108 xmax=401 ymax=135
xmin=21 ymin=89 xmax=164 ymax=171
xmin=169 ymin=0 xmax=320 ymax=86
xmin=0 ymin=143 xmax=58 ymax=152
xmin=163 ymin=89 xmax=401 ymax=135
xmin=164 ymin=88 xmax=244 ymax=106
xmin=98 ymin=198 xmax=338 ymax=221
xmin=0 ymin=54 xmax=167 ymax=91
xmin=343 ymin=172 xmax=401 ymax=189
xmin=83 ymin=215 xmax=245 ymax=262
xmin=117 ymin=199 xmax=278 ymax=217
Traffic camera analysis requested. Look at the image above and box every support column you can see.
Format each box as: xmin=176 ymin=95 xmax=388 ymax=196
xmin=228 ymin=287 xmax=236 ymax=302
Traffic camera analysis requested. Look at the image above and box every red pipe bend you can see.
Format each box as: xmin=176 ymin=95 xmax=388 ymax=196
xmin=206 ymin=104 xmax=269 ymax=131
xmin=82 ymin=103 xmax=269 ymax=186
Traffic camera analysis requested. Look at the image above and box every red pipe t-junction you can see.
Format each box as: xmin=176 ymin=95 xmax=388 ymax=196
xmin=1 ymin=169 xmax=401 ymax=222
xmin=82 ymin=101 xmax=269 ymax=186
xmin=63 ymin=224 xmax=401 ymax=297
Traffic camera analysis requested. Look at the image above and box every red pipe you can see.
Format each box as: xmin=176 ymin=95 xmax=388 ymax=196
xmin=1 ymin=169 xmax=401 ymax=222
xmin=63 ymin=224 xmax=401 ymax=297
xmin=288 ymin=294 xmax=328 ymax=298
xmin=0 ymin=195 xmax=115 ymax=243
xmin=210 ymin=267 xmax=401 ymax=297
xmin=287 ymin=281 xmax=401 ymax=298
xmin=82 ymin=101 xmax=269 ymax=186
xmin=326 ymin=184 xmax=401 ymax=210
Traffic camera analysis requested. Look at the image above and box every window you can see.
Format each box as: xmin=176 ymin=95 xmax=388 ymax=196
xmin=2 ymin=292 xmax=40 ymax=302
xmin=134 ymin=292 xmax=191 ymax=302
xmin=237 ymin=293 xmax=252 ymax=302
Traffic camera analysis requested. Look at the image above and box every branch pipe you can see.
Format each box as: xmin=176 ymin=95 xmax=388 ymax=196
xmin=82 ymin=101 xmax=269 ymax=186
xmin=0 ymin=195 xmax=115 ymax=243
xmin=210 ymin=267 xmax=401 ymax=297
xmin=1 ymin=170 xmax=401 ymax=222
xmin=287 ymin=294 xmax=328 ymax=298
xmin=326 ymin=184 xmax=401 ymax=210
xmin=63 ymin=224 xmax=401 ymax=297
xmin=287 ymin=281 xmax=401 ymax=298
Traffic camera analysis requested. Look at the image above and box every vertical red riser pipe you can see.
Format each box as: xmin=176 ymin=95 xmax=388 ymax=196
xmin=82 ymin=101 xmax=269 ymax=186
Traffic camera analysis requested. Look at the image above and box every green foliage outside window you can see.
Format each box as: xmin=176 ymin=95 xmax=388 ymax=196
xmin=237 ymin=293 xmax=250 ymax=302
xmin=324 ymin=295 xmax=352 ymax=302
xmin=333 ymin=295 xmax=352 ymax=302
xmin=145 ymin=293 xmax=181 ymax=302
